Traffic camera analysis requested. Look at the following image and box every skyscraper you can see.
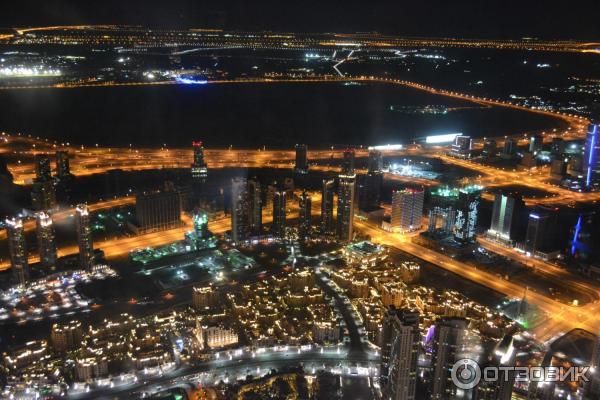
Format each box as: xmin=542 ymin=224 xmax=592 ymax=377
xmin=75 ymin=204 xmax=95 ymax=272
xmin=428 ymin=187 xmax=459 ymax=236
xmin=31 ymin=179 xmax=57 ymax=211
xmin=191 ymin=141 xmax=208 ymax=181
xmin=36 ymin=212 xmax=57 ymax=267
xmin=321 ymin=179 xmax=335 ymax=234
xmin=583 ymin=123 xmax=600 ymax=189
xmin=501 ymin=138 xmax=518 ymax=159
xmin=391 ymin=188 xmax=424 ymax=232
xmin=35 ymin=154 xmax=52 ymax=181
xmin=337 ymin=174 xmax=356 ymax=241
xmin=358 ymin=149 xmax=383 ymax=211
xmin=247 ymin=178 xmax=262 ymax=234
xmin=367 ymin=149 xmax=383 ymax=173
xmin=524 ymin=206 xmax=559 ymax=255
xmin=55 ymin=151 xmax=71 ymax=178
xmin=5 ymin=217 xmax=29 ymax=285
xmin=294 ymin=144 xmax=308 ymax=173
xmin=476 ymin=335 xmax=516 ymax=400
xmin=453 ymin=186 xmax=482 ymax=244
xmin=430 ymin=317 xmax=468 ymax=400
xmin=380 ymin=308 xmax=420 ymax=400
xmin=272 ymin=184 xmax=287 ymax=236
xmin=299 ymin=191 xmax=312 ymax=238
xmin=192 ymin=208 xmax=210 ymax=240
xmin=341 ymin=148 xmax=355 ymax=175
xmin=487 ymin=192 xmax=527 ymax=245
xmin=31 ymin=153 xmax=56 ymax=211
xmin=231 ymin=178 xmax=250 ymax=244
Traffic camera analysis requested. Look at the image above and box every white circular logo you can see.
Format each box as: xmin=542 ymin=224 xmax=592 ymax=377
xmin=451 ymin=359 xmax=481 ymax=390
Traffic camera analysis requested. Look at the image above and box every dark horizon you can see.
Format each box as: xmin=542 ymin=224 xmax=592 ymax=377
xmin=1 ymin=0 xmax=599 ymax=40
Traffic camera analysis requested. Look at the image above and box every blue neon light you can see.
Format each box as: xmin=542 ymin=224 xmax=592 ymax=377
xmin=570 ymin=215 xmax=583 ymax=256
xmin=586 ymin=124 xmax=598 ymax=187
xmin=529 ymin=214 xmax=540 ymax=219
xmin=175 ymin=77 xmax=208 ymax=85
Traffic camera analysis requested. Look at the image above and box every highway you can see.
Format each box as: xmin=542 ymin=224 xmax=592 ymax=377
xmin=354 ymin=219 xmax=600 ymax=341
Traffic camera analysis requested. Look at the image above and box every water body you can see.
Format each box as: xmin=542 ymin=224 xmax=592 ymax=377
xmin=0 ymin=82 xmax=566 ymax=148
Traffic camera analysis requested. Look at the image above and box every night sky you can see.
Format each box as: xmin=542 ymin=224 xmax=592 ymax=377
xmin=0 ymin=0 xmax=599 ymax=39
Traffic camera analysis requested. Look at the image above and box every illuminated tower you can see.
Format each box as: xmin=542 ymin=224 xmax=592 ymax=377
xmin=391 ymin=188 xmax=424 ymax=232
xmin=272 ymin=184 xmax=287 ymax=236
xmin=6 ymin=217 xmax=29 ymax=285
xmin=193 ymin=208 xmax=209 ymax=240
xmin=75 ymin=204 xmax=95 ymax=271
xmin=231 ymin=178 xmax=250 ymax=244
xmin=430 ymin=317 xmax=468 ymax=400
xmin=428 ymin=187 xmax=459 ymax=236
xmin=248 ymin=178 xmax=262 ymax=234
xmin=583 ymin=123 xmax=600 ymax=189
xmin=380 ymin=309 xmax=420 ymax=400
xmin=487 ymin=191 xmax=527 ymax=245
xmin=524 ymin=206 xmax=559 ymax=254
xmin=36 ymin=212 xmax=57 ymax=267
xmin=294 ymin=144 xmax=308 ymax=174
xmin=321 ymin=179 xmax=335 ymax=234
xmin=337 ymin=173 xmax=356 ymax=242
xmin=453 ymin=185 xmax=482 ymax=244
xmin=191 ymin=141 xmax=208 ymax=181
xmin=298 ymin=191 xmax=312 ymax=238
xmin=55 ymin=151 xmax=71 ymax=178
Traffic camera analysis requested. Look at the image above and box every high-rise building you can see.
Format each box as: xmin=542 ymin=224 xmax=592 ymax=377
xmin=55 ymin=151 xmax=71 ymax=178
xmin=524 ymin=206 xmax=559 ymax=255
xmin=380 ymin=309 xmax=420 ymax=400
xmin=367 ymin=149 xmax=383 ymax=173
xmin=191 ymin=141 xmax=208 ymax=181
xmin=337 ymin=174 xmax=356 ymax=241
xmin=192 ymin=208 xmax=210 ymax=240
xmin=36 ymin=212 xmax=57 ymax=267
xmin=51 ymin=320 xmax=83 ymax=352
xmin=487 ymin=192 xmax=527 ymax=244
xmin=5 ymin=217 xmax=28 ymax=285
xmin=476 ymin=335 xmax=516 ymax=400
xmin=299 ymin=191 xmax=312 ymax=238
xmin=75 ymin=204 xmax=95 ymax=272
xmin=449 ymin=135 xmax=472 ymax=159
xmin=358 ymin=173 xmax=383 ymax=211
xmin=428 ymin=187 xmax=459 ymax=235
xmin=135 ymin=183 xmax=182 ymax=233
xmin=583 ymin=123 xmax=600 ymax=189
xmin=231 ymin=178 xmax=250 ymax=243
xmin=482 ymin=139 xmax=497 ymax=158
xmin=321 ymin=179 xmax=335 ymax=234
xmin=272 ymin=185 xmax=287 ymax=236
xmin=453 ymin=186 xmax=482 ymax=244
xmin=430 ymin=317 xmax=468 ymax=400
xmin=358 ymin=150 xmax=383 ymax=211
xmin=247 ymin=178 xmax=262 ymax=234
xmin=35 ymin=154 xmax=52 ymax=181
xmin=391 ymin=189 xmax=424 ymax=232
xmin=192 ymin=285 xmax=221 ymax=310
xmin=341 ymin=148 xmax=355 ymax=175
xmin=294 ymin=144 xmax=308 ymax=173
xmin=31 ymin=179 xmax=57 ymax=211
xmin=501 ymin=138 xmax=518 ymax=159
xmin=529 ymin=134 xmax=544 ymax=154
